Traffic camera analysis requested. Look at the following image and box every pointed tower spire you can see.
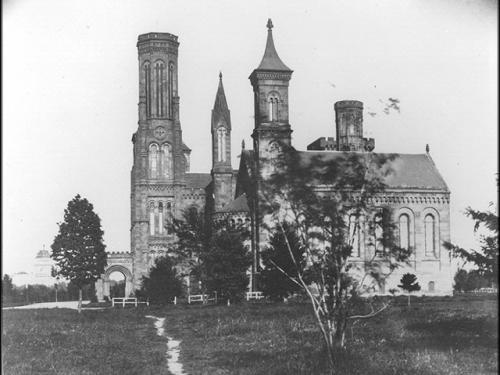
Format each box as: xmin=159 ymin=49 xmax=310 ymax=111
xmin=213 ymin=71 xmax=229 ymax=114
xmin=255 ymin=19 xmax=291 ymax=71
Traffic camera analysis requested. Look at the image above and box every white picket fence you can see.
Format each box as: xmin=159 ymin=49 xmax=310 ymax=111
xmin=111 ymin=297 xmax=149 ymax=307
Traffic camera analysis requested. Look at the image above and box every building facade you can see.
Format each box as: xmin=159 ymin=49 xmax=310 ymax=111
xmin=96 ymin=20 xmax=453 ymax=300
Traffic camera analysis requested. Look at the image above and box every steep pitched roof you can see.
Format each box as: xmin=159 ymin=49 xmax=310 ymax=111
xmin=213 ymin=72 xmax=229 ymax=114
xmin=219 ymin=193 xmax=250 ymax=213
xmin=255 ymin=19 xmax=292 ymax=72
xmin=299 ymin=151 xmax=449 ymax=191
xmin=185 ymin=173 xmax=211 ymax=189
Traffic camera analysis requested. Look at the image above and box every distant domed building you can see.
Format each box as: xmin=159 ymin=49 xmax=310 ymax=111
xmin=11 ymin=245 xmax=57 ymax=287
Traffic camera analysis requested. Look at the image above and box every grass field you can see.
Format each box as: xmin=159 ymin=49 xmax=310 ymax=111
xmin=2 ymin=296 xmax=497 ymax=375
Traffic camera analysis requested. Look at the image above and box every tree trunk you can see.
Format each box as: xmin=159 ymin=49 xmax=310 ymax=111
xmin=78 ymin=288 xmax=82 ymax=314
xmin=407 ymin=294 xmax=410 ymax=307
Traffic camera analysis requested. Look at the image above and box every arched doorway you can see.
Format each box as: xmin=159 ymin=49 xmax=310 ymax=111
xmin=97 ymin=265 xmax=134 ymax=301
xmin=109 ymin=271 xmax=126 ymax=298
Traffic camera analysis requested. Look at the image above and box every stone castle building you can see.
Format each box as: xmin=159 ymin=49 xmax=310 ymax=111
xmin=96 ymin=20 xmax=452 ymax=300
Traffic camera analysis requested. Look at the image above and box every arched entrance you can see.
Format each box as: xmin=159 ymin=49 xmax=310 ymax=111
xmin=109 ymin=270 xmax=126 ymax=298
xmin=96 ymin=264 xmax=134 ymax=301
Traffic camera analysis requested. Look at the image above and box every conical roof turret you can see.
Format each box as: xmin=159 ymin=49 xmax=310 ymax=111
xmin=255 ymin=19 xmax=291 ymax=72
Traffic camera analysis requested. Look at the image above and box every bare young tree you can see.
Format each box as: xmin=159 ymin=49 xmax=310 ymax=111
xmin=259 ymin=148 xmax=411 ymax=372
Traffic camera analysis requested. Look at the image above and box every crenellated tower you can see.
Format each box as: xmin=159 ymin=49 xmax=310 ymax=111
xmin=211 ymin=72 xmax=233 ymax=212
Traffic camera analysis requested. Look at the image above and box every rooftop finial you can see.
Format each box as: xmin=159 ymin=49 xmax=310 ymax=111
xmin=426 ymin=144 xmax=430 ymax=153
xmin=241 ymin=139 xmax=245 ymax=149
xmin=219 ymin=71 xmax=223 ymax=80
xmin=267 ymin=18 xmax=273 ymax=30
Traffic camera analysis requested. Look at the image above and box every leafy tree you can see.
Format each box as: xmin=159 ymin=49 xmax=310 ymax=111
xmin=172 ymin=208 xmax=211 ymax=293
xmin=136 ymin=256 xmax=183 ymax=305
xmin=51 ymin=194 xmax=107 ymax=312
xmin=398 ymin=273 xmax=421 ymax=306
xmin=444 ymin=205 xmax=498 ymax=287
xmin=453 ymin=269 xmax=490 ymax=292
xmin=202 ymin=228 xmax=252 ymax=302
xmin=260 ymin=223 xmax=305 ymax=301
xmin=259 ymin=148 xmax=411 ymax=371
xmin=2 ymin=274 xmax=15 ymax=303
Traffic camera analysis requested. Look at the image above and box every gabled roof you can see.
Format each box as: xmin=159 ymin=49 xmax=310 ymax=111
xmin=298 ymin=151 xmax=449 ymax=191
xmin=255 ymin=19 xmax=291 ymax=72
xmin=185 ymin=173 xmax=211 ymax=189
xmin=219 ymin=193 xmax=250 ymax=213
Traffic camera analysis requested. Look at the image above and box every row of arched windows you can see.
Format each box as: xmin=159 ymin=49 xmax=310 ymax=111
xmin=348 ymin=211 xmax=439 ymax=258
xmin=143 ymin=60 xmax=174 ymax=118
xmin=149 ymin=201 xmax=172 ymax=236
xmin=149 ymin=143 xmax=172 ymax=179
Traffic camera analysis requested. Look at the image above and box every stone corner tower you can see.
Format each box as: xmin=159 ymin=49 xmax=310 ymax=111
xmin=249 ymin=19 xmax=293 ymax=168
xmin=211 ymin=72 xmax=233 ymax=213
xmin=334 ymin=100 xmax=375 ymax=152
xmin=131 ymin=32 xmax=189 ymax=287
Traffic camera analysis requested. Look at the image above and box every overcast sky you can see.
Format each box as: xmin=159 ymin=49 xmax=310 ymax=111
xmin=3 ymin=0 xmax=497 ymax=275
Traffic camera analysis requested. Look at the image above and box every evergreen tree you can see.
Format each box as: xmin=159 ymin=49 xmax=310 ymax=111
xmin=260 ymin=223 xmax=304 ymax=301
xmin=136 ymin=256 xmax=183 ymax=305
xmin=202 ymin=228 xmax=252 ymax=302
xmin=51 ymin=194 xmax=107 ymax=312
xmin=444 ymin=205 xmax=498 ymax=287
xmin=2 ymin=274 xmax=15 ymax=304
xmin=398 ymin=273 xmax=421 ymax=306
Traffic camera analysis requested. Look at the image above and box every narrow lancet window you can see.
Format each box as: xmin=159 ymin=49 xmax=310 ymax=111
xmin=149 ymin=144 xmax=159 ymax=178
xmin=424 ymin=214 xmax=436 ymax=257
xmin=217 ymin=127 xmax=226 ymax=162
xmin=154 ymin=61 xmax=165 ymax=117
xmin=160 ymin=143 xmax=172 ymax=178
xmin=144 ymin=62 xmax=151 ymax=117
xmin=149 ymin=203 xmax=155 ymax=236
xmin=374 ymin=213 xmax=384 ymax=254
xmin=168 ymin=62 xmax=174 ymax=118
xmin=158 ymin=202 xmax=164 ymax=234
xmin=349 ymin=215 xmax=361 ymax=257
xmin=399 ymin=214 xmax=410 ymax=250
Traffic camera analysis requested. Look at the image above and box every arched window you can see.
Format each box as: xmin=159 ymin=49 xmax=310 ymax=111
xmin=424 ymin=214 xmax=436 ymax=257
xmin=349 ymin=215 xmax=361 ymax=257
xmin=149 ymin=202 xmax=155 ymax=236
xmin=428 ymin=281 xmax=435 ymax=292
xmin=144 ymin=61 xmax=151 ymax=117
xmin=374 ymin=213 xmax=384 ymax=254
xmin=158 ymin=202 xmax=164 ymax=235
xmin=160 ymin=143 xmax=172 ymax=178
xmin=217 ymin=128 xmax=226 ymax=162
xmin=166 ymin=202 xmax=172 ymax=234
xmin=149 ymin=143 xmax=159 ymax=178
xmin=154 ymin=60 xmax=165 ymax=117
xmin=399 ymin=214 xmax=410 ymax=250
xmin=268 ymin=97 xmax=279 ymax=121
xmin=168 ymin=62 xmax=174 ymax=118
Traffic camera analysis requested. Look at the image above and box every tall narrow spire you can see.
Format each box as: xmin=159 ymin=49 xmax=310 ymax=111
xmin=255 ymin=19 xmax=291 ymax=72
xmin=213 ymin=71 xmax=229 ymax=114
